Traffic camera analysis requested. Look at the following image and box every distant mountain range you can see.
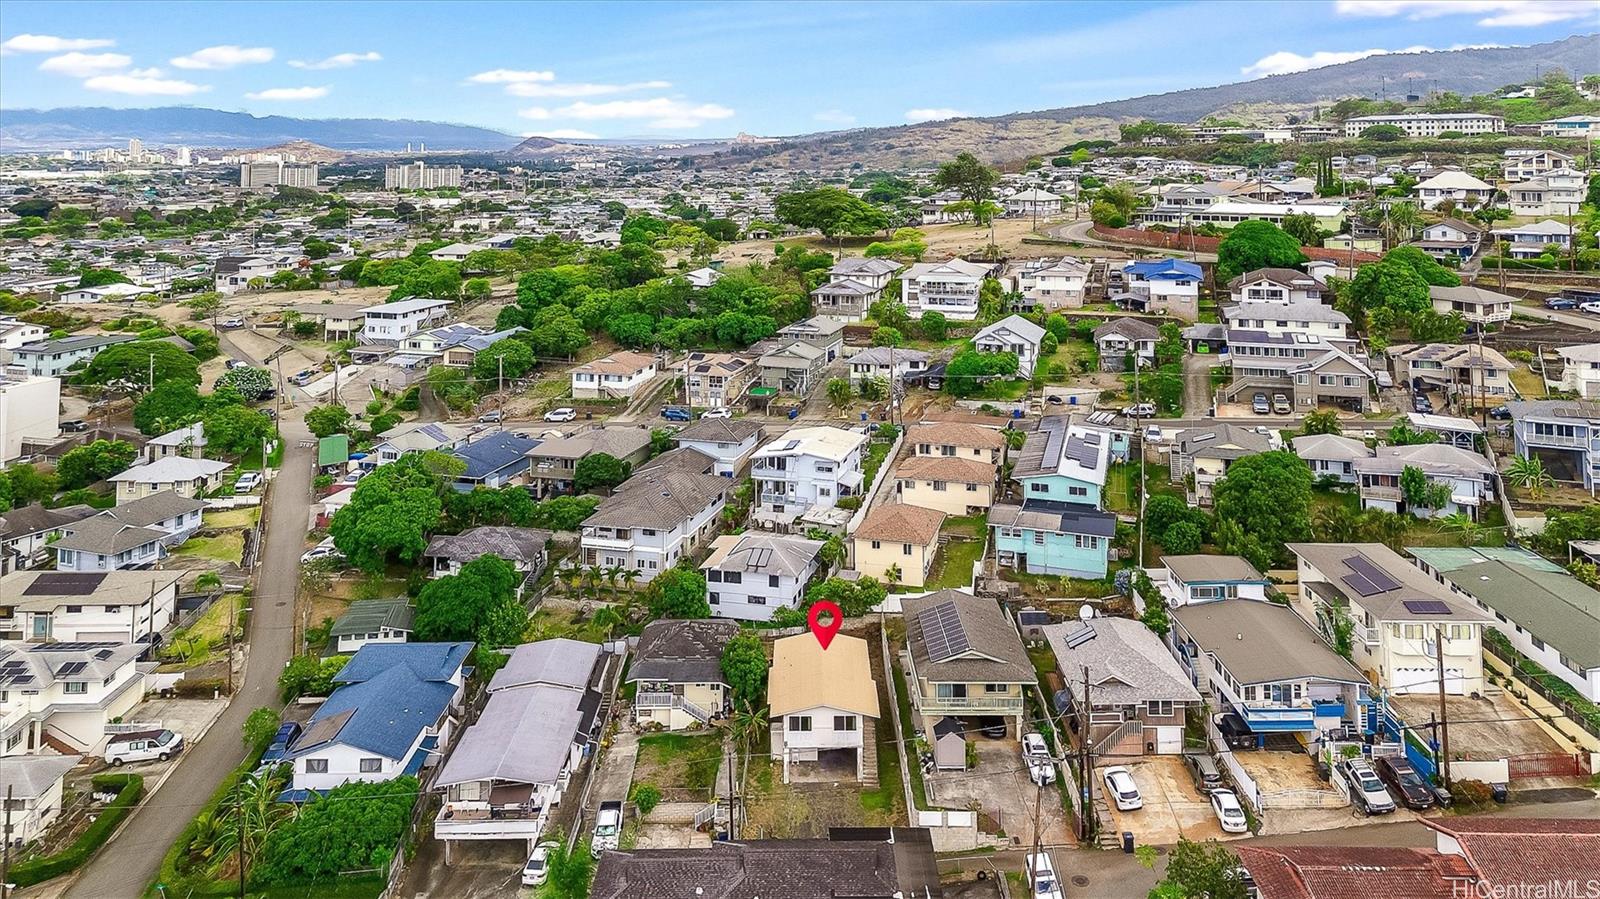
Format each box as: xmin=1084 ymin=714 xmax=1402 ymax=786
xmin=2 ymin=35 xmax=1595 ymax=161
xmin=0 ymin=106 xmax=521 ymax=152
xmin=703 ymin=34 xmax=1600 ymax=169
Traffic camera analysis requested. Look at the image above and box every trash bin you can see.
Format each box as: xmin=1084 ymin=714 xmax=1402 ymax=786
xmin=1122 ymin=831 xmax=1135 ymax=853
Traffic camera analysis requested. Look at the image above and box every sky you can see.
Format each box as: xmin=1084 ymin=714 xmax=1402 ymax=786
xmin=1 ymin=0 xmax=1595 ymax=140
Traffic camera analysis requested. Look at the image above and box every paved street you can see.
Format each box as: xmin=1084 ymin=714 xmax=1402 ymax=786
xmin=62 ymin=355 xmax=316 ymax=899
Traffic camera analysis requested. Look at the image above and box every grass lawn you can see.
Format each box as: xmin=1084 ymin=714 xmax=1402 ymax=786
xmin=1038 ymin=339 xmax=1098 ymax=384
xmin=926 ymin=538 xmax=985 ymax=590
xmin=969 ymin=378 xmax=1030 ymax=401
xmin=1104 ymin=463 xmax=1139 ymax=515
xmin=942 ymin=514 xmax=986 ymax=539
xmin=525 ymin=605 xmax=612 ymax=644
xmin=636 ymin=732 xmax=723 ymax=792
xmin=888 ymin=655 xmax=930 ymax=810
xmin=999 ymin=569 xmax=1118 ymax=598
xmin=172 ymin=533 xmax=244 ymax=565
xmin=204 ymin=507 xmax=260 ymax=529
xmin=1509 ymin=364 xmax=1546 ymax=400
xmin=159 ymin=593 xmax=243 ymax=669
xmin=861 ymin=438 xmax=894 ymax=490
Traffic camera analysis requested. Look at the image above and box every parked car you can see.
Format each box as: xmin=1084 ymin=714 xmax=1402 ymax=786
xmin=1488 ymin=405 xmax=1511 ymax=420
xmin=1251 ymin=393 xmax=1270 ymax=415
xmin=700 ymin=407 xmax=732 ymax=419
xmin=544 ymin=407 xmax=578 ymax=423
xmin=976 ymin=717 xmax=1007 ymax=739
xmin=1271 ymin=394 xmax=1291 ymax=415
xmin=1373 ymin=756 xmax=1435 ymax=810
xmin=1045 ymin=393 xmax=1065 ymax=405
xmin=1580 ymin=301 xmax=1600 ymax=315
xmin=591 ymin=800 xmax=623 ymax=857
xmin=260 ymin=722 xmax=302 ymax=766
xmin=1143 ymin=424 xmax=1163 ymax=444
xmin=290 ymin=369 xmax=317 ymax=386
xmin=1216 ymin=713 xmax=1256 ymax=750
xmin=661 ymin=405 xmax=692 ymax=422
xmin=1412 ymin=394 xmax=1434 ymax=414
xmin=60 ymin=419 xmax=87 ymax=432
xmin=1103 ymin=766 xmax=1143 ymax=810
xmin=521 ymin=843 xmax=555 ymax=887
xmin=234 ymin=472 xmax=263 ymax=494
xmin=1122 ymin=402 xmax=1156 ymax=418
xmin=477 ymin=410 xmax=503 ymax=423
xmin=225 ymin=358 xmax=249 ymax=370
xmin=1182 ymin=751 xmax=1225 ymax=794
xmin=301 ymin=538 xmax=341 ymax=565
xmin=106 ymin=729 xmax=183 ymax=766
xmin=1545 ymin=297 xmax=1577 ymax=310
xmin=1024 ymin=852 xmax=1065 ymax=899
xmin=1210 ymin=789 xmax=1249 ymax=834
xmin=1021 ymin=732 xmax=1055 ymax=784
xmin=220 ymin=317 xmax=246 ymax=329
xmin=1341 ymin=759 xmax=1396 ymax=815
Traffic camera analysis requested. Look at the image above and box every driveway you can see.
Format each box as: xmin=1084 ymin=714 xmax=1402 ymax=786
xmin=64 ymin=372 xmax=315 ymax=899
xmin=1097 ymin=757 xmax=1235 ymax=847
xmin=1181 ymin=354 xmax=1214 ymax=416
xmin=926 ymin=737 xmax=1072 ymax=848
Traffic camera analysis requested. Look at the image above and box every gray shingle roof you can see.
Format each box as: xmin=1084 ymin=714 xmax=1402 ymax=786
xmin=490 ymin=638 xmax=601 ymax=692
xmin=0 ymin=754 xmax=82 ymax=801
xmin=628 ymin=619 xmax=740 ymax=685
xmin=1172 ymin=600 xmax=1365 ymax=685
xmin=424 ymin=526 xmax=551 ymax=565
xmin=102 ymin=491 xmax=207 ymax=528
xmin=1043 ymin=618 xmax=1201 ymax=706
xmin=53 ymin=515 xmax=167 ymax=555
xmin=584 ymin=469 xmax=732 ymax=531
xmin=900 ymin=590 xmax=1035 ymax=684
xmin=675 ymin=417 xmax=764 ymax=444
xmin=1163 ymin=554 xmax=1266 ymax=584
xmin=329 ymin=599 xmax=414 ymax=638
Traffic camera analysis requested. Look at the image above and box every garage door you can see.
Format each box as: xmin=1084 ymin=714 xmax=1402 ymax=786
xmin=1153 ymin=726 xmax=1183 ymax=754
xmin=1391 ymin=667 xmax=1465 ymax=695
xmin=75 ymin=631 xmax=128 ymax=642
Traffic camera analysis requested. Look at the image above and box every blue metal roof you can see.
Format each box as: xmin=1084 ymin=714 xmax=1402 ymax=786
xmin=293 ymin=663 xmax=456 ymax=761
xmin=1124 ymin=258 xmax=1202 ymax=281
xmin=334 ymin=641 xmax=473 ymax=686
xmin=452 ymin=432 xmax=542 ymax=481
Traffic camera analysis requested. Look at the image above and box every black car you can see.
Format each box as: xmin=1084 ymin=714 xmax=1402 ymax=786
xmin=259 ymin=721 xmax=303 ymax=765
xmin=977 ymin=717 xmax=1008 ymax=739
xmin=1546 ymin=297 xmax=1578 ymax=310
xmin=1373 ymin=756 xmax=1435 ymax=810
xmin=1488 ymin=405 xmax=1511 ymax=420
xmin=1216 ymin=712 xmax=1256 ymax=750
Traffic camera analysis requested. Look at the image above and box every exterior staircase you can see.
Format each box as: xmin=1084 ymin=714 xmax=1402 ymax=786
xmin=860 ymin=718 xmax=880 ymax=788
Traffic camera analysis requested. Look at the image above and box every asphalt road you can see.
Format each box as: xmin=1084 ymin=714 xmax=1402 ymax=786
xmin=64 ymin=361 xmax=315 ymax=899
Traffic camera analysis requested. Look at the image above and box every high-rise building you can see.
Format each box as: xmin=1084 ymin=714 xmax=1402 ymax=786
xmin=385 ymin=160 xmax=463 ymax=190
xmin=240 ymin=162 xmax=320 ymax=189
xmin=127 ymin=138 xmax=143 ymax=159
xmin=176 ymin=146 xmax=191 ymax=166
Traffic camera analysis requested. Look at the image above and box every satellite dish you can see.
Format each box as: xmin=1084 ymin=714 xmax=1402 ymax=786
xmin=1078 ymin=605 xmax=1095 ymax=621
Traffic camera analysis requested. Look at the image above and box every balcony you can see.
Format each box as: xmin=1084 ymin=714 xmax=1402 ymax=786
xmin=917 ymin=693 xmax=1026 ymax=714
xmin=1526 ymin=431 xmax=1592 ymax=449
xmin=581 ymin=531 xmax=634 ymax=550
xmin=1238 ymin=704 xmax=1317 ymax=731
xmin=435 ymin=802 xmax=548 ymax=840
xmin=1362 ymin=484 xmax=1403 ymax=501
xmin=636 ymin=692 xmax=714 ymax=723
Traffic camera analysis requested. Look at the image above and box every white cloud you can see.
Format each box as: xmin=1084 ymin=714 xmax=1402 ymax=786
xmin=37 ymin=51 xmax=130 ymax=77
xmin=245 ymin=86 xmax=329 ymax=101
xmin=554 ymin=97 xmax=735 ymax=130
xmin=1335 ymin=0 xmax=1593 ymax=27
xmin=517 ymin=106 xmax=553 ymax=120
xmin=83 ymin=72 xmax=208 ymax=96
xmin=905 ymin=108 xmax=969 ymax=123
xmin=0 ymin=34 xmax=114 ymax=55
xmin=525 ymin=129 xmax=600 ymax=140
xmin=128 ymin=67 xmax=163 ymax=78
xmin=467 ymin=68 xmax=555 ymax=84
xmin=170 ymin=45 xmax=274 ymax=70
xmin=506 ymin=79 xmax=671 ymax=98
xmin=813 ymin=109 xmax=857 ymax=125
xmin=288 ymin=51 xmax=381 ymax=70
xmin=1242 ymin=43 xmax=1505 ymax=77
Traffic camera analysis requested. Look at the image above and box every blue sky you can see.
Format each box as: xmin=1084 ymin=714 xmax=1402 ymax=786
xmin=1 ymin=0 xmax=1594 ymax=139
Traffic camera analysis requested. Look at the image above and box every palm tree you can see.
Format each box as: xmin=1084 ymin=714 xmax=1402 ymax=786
xmin=1436 ymin=512 xmax=1483 ymax=547
xmin=819 ymin=535 xmax=846 ymax=571
xmin=1313 ymin=503 xmax=1361 ymax=543
xmin=559 ymin=564 xmax=583 ymax=597
xmin=1505 ymin=456 xmax=1553 ymax=499
xmin=1300 ymin=409 xmax=1341 ymax=436
xmin=1358 ymin=509 xmax=1409 ymax=552
xmin=208 ymin=768 xmax=292 ymax=877
xmin=603 ymin=565 xmax=625 ymax=593
xmin=620 ymin=569 xmax=642 ymax=593
xmin=585 ymin=566 xmax=606 ymax=599
xmin=884 ymin=564 xmax=903 ymax=585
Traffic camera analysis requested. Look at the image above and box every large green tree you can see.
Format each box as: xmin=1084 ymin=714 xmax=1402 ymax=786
xmin=203 ymin=405 xmax=274 ymax=457
xmin=304 ymin=404 xmax=353 ymax=439
xmin=944 ymin=349 xmax=1018 ymax=397
xmin=329 ymin=453 xmax=459 ymax=572
xmin=719 ymin=631 xmax=768 ymax=708
xmin=646 ymin=568 xmax=710 ymax=619
xmin=80 ymin=341 xmax=200 ymax=388
xmin=774 ymin=188 xmax=888 ymax=244
xmin=1216 ymin=221 xmax=1307 ymax=283
xmin=255 ymin=777 xmax=419 ymax=885
xmin=574 ymin=453 xmax=630 ymax=493
xmin=133 ymin=381 xmax=206 ymax=435
xmin=934 ymin=152 xmax=1000 ymax=224
xmin=414 ymin=554 xmax=526 ymax=646
xmin=56 ymin=439 xmax=137 ymax=489
xmin=1210 ymin=450 xmax=1312 ymax=565
xmin=472 ymin=337 xmax=535 ymax=382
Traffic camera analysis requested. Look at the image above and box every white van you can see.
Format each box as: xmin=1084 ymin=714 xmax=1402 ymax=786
xmin=106 ymin=729 xmax=183 ymax=766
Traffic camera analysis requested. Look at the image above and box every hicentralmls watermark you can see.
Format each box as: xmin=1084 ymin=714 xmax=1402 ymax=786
xmin=1452 ymin=880 xmax=1600 ymax=899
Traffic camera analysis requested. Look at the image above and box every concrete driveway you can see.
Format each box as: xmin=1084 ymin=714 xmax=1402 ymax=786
xmin=1097 ymin=757 xmax=1234 ymax=847
xmin=927 ymin=737 xmax=1072 ymax=848
xmin=63 ymin=362 xmax=315 ymax=899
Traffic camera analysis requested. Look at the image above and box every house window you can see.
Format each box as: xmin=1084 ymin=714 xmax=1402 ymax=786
xmin=768 ymin=575 xmax=780 ymax=588
xmin=359 ymin=758 xmax=383 ymax=773
xmin=898 ymin=543 xmax=911 ymax=557
xmin=305 ymin=758 xmax=328 ymax=773
xmin=1029 ymin=483 xmax=1049 ymax=494
xmin=1243 ymin=686 xmax=1256 ymax=701
xmin=64 ymin=681 xmax=87 ymax=695
xmin=65 ymin=605 xmax=83 ymax=614
xmin=724 ymin=572 xmax=742 ymax=584
xmin=787 ymin=716 xmax=812 ymax=732
xmin=833 ymin=715 xmax=857 ymax=731
xmin=871 ymin=540 xmax=881 ymax=550
xmin=966 ymin=483 xmax=979 ymax=492
xmin=1033 ymin=531 xmax=1045 ymax=546
xmin=1559 ymin=652 xmax=1581 ymax=673
xmin=984 ymin=684 xmax=1006 ymax=694
xmin=1147 ymin=700 xmax=1173 ymax=717
xmin=104 ymin=605 xmax=121 ymax=613
xmin=708 ymin=570 xmax=723 ymax=582
xmin=1531 ymin=636 xmax=1545 ymax=651
xmin=933 ymin=481 xmax=947 ymax=492
xmin=709 ymin=592 xmax=720 ymax=605
xmin=1068 ymin=486 xmax=1088 ymax=497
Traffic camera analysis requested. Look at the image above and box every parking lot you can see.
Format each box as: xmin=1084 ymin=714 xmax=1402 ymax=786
xmin=926 ymin=736 xmax=1073 ymax=847
xmin=1096 ymin=756 xmax=1237 ymax=845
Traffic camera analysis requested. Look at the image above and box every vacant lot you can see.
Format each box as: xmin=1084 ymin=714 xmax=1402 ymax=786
xmin=635 ymin=732 xmax=723 ymax=798
xmin=1390 ymin=693 xmax=1564 ymax=758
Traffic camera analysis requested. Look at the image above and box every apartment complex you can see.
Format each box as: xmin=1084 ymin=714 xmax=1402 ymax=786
xmin=385 ymin=161 xmax=465 ymax=190
xmin=1342 ymin=113 xmax=1504 ymax=138
xmin=240 ymin=162 xmax=319 ymax=189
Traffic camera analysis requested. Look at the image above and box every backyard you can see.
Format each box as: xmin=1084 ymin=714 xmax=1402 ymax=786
xmin=925 ymin=535 xmax=985 ymax=590
xmin=635 ymin=732 xmax=723 ymax=798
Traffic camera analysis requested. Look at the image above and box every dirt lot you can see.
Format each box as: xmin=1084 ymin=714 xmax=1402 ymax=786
xmin=715 ymin=218 xmax=1054 ymax=267
xmin=1390 ymin=693 xmax=1565 ymax=759
xmin=925 ymin=737 xmax=1072 ymax=848
xmin=1097 ymin=756 xmax=1236 ymax=846
xmin=1234 ymin=750 xmax=1327 ymax=794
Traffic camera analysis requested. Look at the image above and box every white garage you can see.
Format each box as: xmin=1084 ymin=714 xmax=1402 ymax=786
xmin=1390 ymin=666 xmax=1466 ymax=695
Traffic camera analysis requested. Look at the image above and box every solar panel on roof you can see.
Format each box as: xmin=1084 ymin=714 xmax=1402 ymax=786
xmin=24 ymin=573 xmax=108 ymax=595
xmin=55 ymin=661 xmax=87 ymax=677
xmin=1341 ymin=572 xmax=1381 ymax=597
xmin=1345 ymin=555 xmax=1400 ymax=592
xmin=1402 ymin=599 xmax=1452 ymax=615
xmin=746 ymin=547 xmax=772 ymax=571
xmin=1083 ymin=432 xmax=1101 ymax=446
xmin=1062 ymin=624 xmax=1097 ymax=649
xmin=1017 ymin=610 xmax=1050 ymax=626
xmin=918 ymin=601 xmax=971 ymax=662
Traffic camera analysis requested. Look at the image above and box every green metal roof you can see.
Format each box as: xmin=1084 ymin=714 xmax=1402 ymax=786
xmin=1406 ymin=546 xmax=1565 ymax=574
xmin=329 ymin=599 xmax=414 ymax=638
xmin=318 ymin=434 xmax=350 ymax=468
xmin=1411 ymin=547 xmax=1600 ymax=670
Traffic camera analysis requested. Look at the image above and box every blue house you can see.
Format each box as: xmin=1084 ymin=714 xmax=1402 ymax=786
xmin=1507 ymin=399 xmax=1600 ymax=492
xmin=1118 ymin=258 xmax=1203 ymax=319
xmin=452 ymin=431 xmax=542 ymax=491
xmin=987 ymin=418 xmax=1118 ymax=579
xmin=281 ymin=642 xmax=472 ymax=800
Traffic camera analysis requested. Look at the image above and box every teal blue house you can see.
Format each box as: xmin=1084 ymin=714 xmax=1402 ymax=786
xmin=989 ymin=418 xmax=1117 ymax=579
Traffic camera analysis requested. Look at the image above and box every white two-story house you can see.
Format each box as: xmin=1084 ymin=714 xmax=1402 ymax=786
xmin=357 ymin=297 xmax=452 ymax=344
xmin=570 ymin=351 xmax=658 ymax=400
xmin=1159 ymin=555 xmax=1271 ymax=608
xmin=579 ymin=469 xmax=731 ymax=582
xmin=0 ymin=641 xmax=147 ymax=756
xmin=769 ymin=632 xmax=880 ymax=784
xmin=848 ymin=347 xmax=928 ymax=388
xmin=811 ymin=258 xmax=901 ymax=321
xmin=673 ymin=418 xmax=764 ymax=478
xmin=974 ymin=315 xmax=1046 ymax=380
xmin=1555 ymin=345 xmax=1600 ymax=399
xmin=702 ymin=532 xmax=823 ymax=622
xmin=1289 ymin=543 xmax=1489 ymax=696
xmin=750 ymin=427 xmax=867 ymax=515
xmin=1428 ymin=285 xmax=1514 ymax=326
xmin=902 ymin=258 xmax=993 ymax=321
xmin=0 ymin=570 xmax=181 ymax=644
xmin=1353 ymin=444 xmax=1496 ymax=520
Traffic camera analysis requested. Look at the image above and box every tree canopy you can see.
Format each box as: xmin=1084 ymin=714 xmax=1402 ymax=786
xmin=1215 ymin=221 xmax=1307 ymax=283
xmin=329 ymin=453 xmax=459 ymax=572
xmin=414 ymin=554 xmax=526 ymax=647
xmin=80 ymin=341 xmax=200 ymax=388
xmin=1210 ymin=450 xmax=1312 ymax=566
xmin=646 ymin=568 xmax=710 ymax=619
xmin=774 ymin=188 xmax=888 ymax=241
xmin=720 ymin=631 xmax=768 ymax=709
xmin=933 ymin=152 xmax=1000 ymax=224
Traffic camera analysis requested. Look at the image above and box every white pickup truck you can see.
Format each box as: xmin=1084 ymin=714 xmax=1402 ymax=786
xmin=590 ymin=800 xmax=623 ymax=857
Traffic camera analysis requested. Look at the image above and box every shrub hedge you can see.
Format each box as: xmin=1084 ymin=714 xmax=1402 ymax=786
xmin=10 ymin=773 xmax=144 ymax=887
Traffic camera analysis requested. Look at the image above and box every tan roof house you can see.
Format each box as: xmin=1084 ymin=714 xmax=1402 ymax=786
xmin=768 ymin=632 xmax=880 ymax=783
xmin=894 ymin=456 xmax=995 ymax=517
xmin=851 ymin=504 xmax=945 ymax=587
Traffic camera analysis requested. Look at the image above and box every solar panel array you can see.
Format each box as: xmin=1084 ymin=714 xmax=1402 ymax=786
xmin=0 ymin=659 xmax=34 ymax=687
xmin=1346 ymin=555 xmax=1400 ymax=592
xmin=743 ymin=547 xmax=773 ymax=571
xmin=918 ymin=601 xmax=970 ymax=662
xmin=23 ymin=573 xmax=107 ymax=595
xmin=1063 ymin=624 xmax=1097 ymax=649
xmin=27 ymin=642 xmax=117 ymax=653
xmin=55 ymin=661 xmax=87 ymax=678
xmin=1063 ymin=435 xmax=1098 ymax=468
xmin=1402 ymin=600 xmax=1452 ymax=615
xmin=1341 ymin=572 xmax=1383 ymax=597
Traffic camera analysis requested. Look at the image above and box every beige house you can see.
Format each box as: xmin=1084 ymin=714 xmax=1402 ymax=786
xmin=570 ymin=351 xmax=658 ymax=400
xmin=107 ymin=457 xmax=231 ymax=504
xmin=768 ymin=632 xmax=880 ymax=783
xmin=894 ymin=455 xmax=995 ymax=517
xmin=900 ymin=590 xmax=1035 ymax=738
xmin=684 ymin=351 xmax=756 ymax=410
xmin=851 ymin=504 xmax=945 ymax=587
xmin=627 ymin=619 xmax=739 ymax=731
xmin=905 ymin=422 xmax=1006 ymax=465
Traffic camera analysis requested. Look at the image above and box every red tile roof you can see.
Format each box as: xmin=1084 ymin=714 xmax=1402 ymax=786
xmin=1426 ymin=817 xmax=1600 ymax=891
xmin=1235 ymin=846 xmax=1476 ymax=899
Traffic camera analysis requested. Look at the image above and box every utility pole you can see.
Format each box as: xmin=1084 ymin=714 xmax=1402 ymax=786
xmin=332 ymin=360 xmax=340 ymax=405
xmin=498 ymin=353 xmax=506 ymax=403
xmin=2 ymin=785 xmax=13 ymax=899
xmin=725 ymin=740 xmax=738 ymax=840
xmin=1435 ymin=628 xmax=1452 ymax=789
xmin=1079 ymin=664 xmax=1095 ymax=842
xmin=1028 ymin=770 xmax=1045 ymax=891
xmin=149 ymin=352 xmax=156 ymax=392
xmin=235 ymin=789 xmax=247 ymax=899
xmin=226 ymin=592 xmax=235 ymax=694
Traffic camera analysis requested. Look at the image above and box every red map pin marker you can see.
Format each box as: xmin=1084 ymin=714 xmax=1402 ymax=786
xmin=807 ymin=600 xmax=843 ymax=650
